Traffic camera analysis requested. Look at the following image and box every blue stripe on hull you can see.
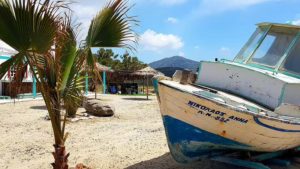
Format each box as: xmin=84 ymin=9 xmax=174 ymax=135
xmin=254 ymin=117 xmax=300 ymax=132
xmin=162 ymin=115 xmax=251 ymax=163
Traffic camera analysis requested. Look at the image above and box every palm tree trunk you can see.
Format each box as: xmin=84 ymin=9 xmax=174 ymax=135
xmin=52 ymin=144 xmax=69 ymax=169
xmin=143 ymin=76 xmax=145 ymax=94
xmin=51 ymin=99 xmax=69 ymax=169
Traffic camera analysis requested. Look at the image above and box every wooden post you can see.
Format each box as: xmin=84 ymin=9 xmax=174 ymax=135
xmin=143 ymin=76 xmax=145 ymax=94
xmin=146 ymin=74 xmax=149 ymax=100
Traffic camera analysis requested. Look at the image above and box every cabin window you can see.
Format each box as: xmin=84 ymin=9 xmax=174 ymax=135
xmin=234 ymin=28 xmax=265 ymax=63
xmin=249 ymin=27 xmax=297 ymax=67
xmin=282 ymin=38 xmax=300 ymax=75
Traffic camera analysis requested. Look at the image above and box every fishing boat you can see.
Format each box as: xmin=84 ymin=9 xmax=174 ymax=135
xmin=153 ymin=22 xmax=300 ymax=163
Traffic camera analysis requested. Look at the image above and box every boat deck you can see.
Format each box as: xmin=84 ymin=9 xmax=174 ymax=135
xmin=159 ymin=80 xmax=300 ymax=124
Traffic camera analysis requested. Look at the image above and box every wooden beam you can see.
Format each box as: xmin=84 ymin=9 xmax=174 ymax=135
xmin=211 ymin=156 xmax=270 ymax=169
xmin=252 ymin=151 xmax=286 ymax=162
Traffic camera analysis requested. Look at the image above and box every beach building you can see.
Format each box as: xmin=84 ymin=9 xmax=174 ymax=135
xmin=0 ymin=40 xmax=37 ymax=98
xmin=106 ymin=67 xmax=163 ymax=95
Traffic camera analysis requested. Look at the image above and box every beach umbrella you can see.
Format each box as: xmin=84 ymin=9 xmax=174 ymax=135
xmin=132 ymin=66 xmax=163 ymax=100
xmin=95 ymin=63 xmax=114 ymax=72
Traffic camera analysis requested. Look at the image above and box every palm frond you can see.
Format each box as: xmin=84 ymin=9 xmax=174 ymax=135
xmin=0 ymin=0 xmax=67 ymax=54
xmin=58 ymin=14 xmax=80 ymax=92
xmin=85 ymin=0 xmax=138 ymax=51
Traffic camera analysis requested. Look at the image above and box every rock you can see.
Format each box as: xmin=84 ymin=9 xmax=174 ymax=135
xmin=83 ymin=99 xmax=114 ymax=117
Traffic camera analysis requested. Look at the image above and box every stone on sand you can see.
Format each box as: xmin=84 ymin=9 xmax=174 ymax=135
xmin=83 ymin=99 xmax=114 ymax=117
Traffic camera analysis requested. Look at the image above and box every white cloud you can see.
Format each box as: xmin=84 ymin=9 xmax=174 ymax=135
xmin=219 ymin=47 xmax=231 ymax=56
xmin=291 ymin=19 xmax=300 ymax=25
xmin=70 ymin=2 xmax=107 ymax=40
xmin=72 ymin=5 xmax=98 ymax=18
xmin=134 ymin=0 xmax=186 ymax=6
xmin=195 ymin=0 xmax=274 ymax=16
xmin=72 ymin=4 xmax=97 ymax=27
xmin=159 ymin=0 xmax=187 ymax=5
xmin=167 ymin=17 xmax=178 ymax=24
xmin=140 ymin=29 xmax=184 ymax=52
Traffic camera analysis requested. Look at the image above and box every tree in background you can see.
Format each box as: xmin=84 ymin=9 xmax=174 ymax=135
xmin=96 ymin=48 xmax=121 ymax=69
xmin=97 ymin=48 xmax=147 ymax=71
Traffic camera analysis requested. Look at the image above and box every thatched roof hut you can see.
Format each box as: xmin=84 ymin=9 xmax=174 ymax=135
xmin=131 ymin=66 xmax=163 ymax=76
xmin=131 ymin=66 xmax=163 ymax=99
xmin=95 ymin=63 xmax=114 ymax=72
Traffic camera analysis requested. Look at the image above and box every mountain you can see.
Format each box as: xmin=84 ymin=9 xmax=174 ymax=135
xmin=149 ymin=56 xmax=199 ymax=71
xmin=149 ymin=56 xmax=199 ymax=77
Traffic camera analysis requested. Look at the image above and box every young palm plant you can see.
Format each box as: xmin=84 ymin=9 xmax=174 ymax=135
xmin=0 ymin=1 xmax=83 ymax=168
xmin=0 ymin=0 xmax=137 ymax=168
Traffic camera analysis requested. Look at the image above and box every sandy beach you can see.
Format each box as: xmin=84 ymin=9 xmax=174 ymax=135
xmin=0 ymin=94 xmax=299 ymax=169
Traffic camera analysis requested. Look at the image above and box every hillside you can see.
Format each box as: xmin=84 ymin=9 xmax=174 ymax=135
xmin=149 ymin=56 xmax=199 ymax=77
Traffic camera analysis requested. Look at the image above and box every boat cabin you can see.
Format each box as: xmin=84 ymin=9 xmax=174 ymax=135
xmin=196 ymin=23 xmax=300 ymax=110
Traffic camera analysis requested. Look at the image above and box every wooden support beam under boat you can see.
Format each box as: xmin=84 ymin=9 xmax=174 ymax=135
xmin=267 ymin=159 xmax=291 ymax=167
xmin=210 ymin=156 xmax=271 ymax=169
xmin=209 ymin=148 xmax=300 ymax=169
xmin=251 ymin=151 xmax=286 ymax=161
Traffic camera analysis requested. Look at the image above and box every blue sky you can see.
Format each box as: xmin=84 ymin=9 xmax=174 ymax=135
xmin=74 ymin=0 xmax=300 ymax=63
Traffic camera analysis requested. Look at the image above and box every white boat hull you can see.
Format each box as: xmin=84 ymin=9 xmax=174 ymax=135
xmin=155 ymin=79 xmax=300 ymax=163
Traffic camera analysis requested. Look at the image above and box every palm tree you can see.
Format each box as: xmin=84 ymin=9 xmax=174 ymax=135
xmin=0 ymin=0 xmax=137 ymax=168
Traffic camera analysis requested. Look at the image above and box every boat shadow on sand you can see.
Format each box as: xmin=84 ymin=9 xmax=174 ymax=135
xmin=124 ymin=153 xmax=241 ymax=169
xmin=125 ymin=153 xmax=300 ymax=169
